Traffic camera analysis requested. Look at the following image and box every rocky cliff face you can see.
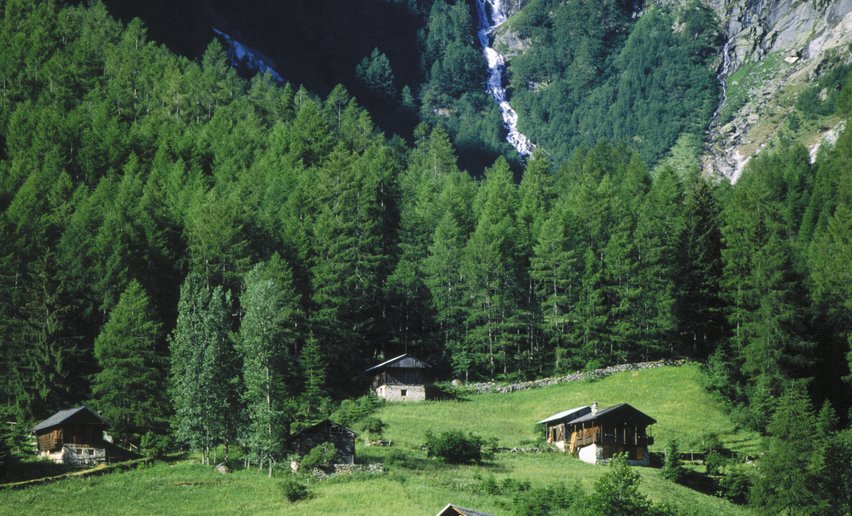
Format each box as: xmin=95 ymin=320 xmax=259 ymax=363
xmin=700 ymin=0 xmax=852 ymax=180
xmin=495 ymin=0 xmax=852 ymax=181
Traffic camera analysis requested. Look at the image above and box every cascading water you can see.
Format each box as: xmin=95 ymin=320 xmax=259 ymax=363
xmin=711 ymin=0 xmax=764 ymax=126
xmin=474 ymin=0 xmax=535 ymax=156
xmin=213 ymin=28 xmax=285 ymax=84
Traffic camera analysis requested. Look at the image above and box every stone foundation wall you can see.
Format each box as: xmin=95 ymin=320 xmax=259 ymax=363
xmin=375 ymin=384 xmax=426 ymax=401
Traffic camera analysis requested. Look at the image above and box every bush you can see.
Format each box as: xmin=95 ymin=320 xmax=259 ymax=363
xmin=588 ymin=454 xmax=657 ymax=515
xmin=300 ymin=442 xmax=338 ymax=471
xmin=424 ymin=430 xmax=489 ymax=464
xmin=332 ymin=395 xmax=382 ymax=428
xmin=512 ymin=483 xmax=581 ymax=516
xmin=140 ymin=431 xmax=172 ymax=460
xmin=359 ymin=417 xmax=385 ymax=437
xmin=281 ymin=478 xmax=310 ymax=502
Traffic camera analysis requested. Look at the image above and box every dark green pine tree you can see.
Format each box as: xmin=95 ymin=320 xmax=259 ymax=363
xmin=678 ymin=178 xmax=726 ymax=358
xmin=388 ymin=127 xmax=461 ymax=358
xmin=422 ymin=169 xmax=477 ymax=377
xmin=355 ymin=48 xmax=397 ymax=99
xmin=92 ymin=280 xmax=167 ymax=446
xmin=517 ymin=154 xmax=555 ymax=375
xmin=633 ymin=166 xmax=684 ymax=359
xmin=530 ymin=197 xmax=581 ymax=373
xmin=309 ymin=146 xmax=391 ymax=390
xmin=296 ymin=333 xmax=331 ymax=430
xmin=461 ymin=158 xmax=524 ymax=378
xmin=238 ymin=255 xmax=303 ymax=475
xmin=750 ymin=382 xmax=825 ymax=514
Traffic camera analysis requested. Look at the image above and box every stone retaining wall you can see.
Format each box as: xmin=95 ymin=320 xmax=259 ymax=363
xmin=457 ymin=359 xmax=688 ymax=395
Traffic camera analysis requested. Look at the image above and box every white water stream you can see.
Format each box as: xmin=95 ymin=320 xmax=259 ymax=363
xmin=474 ymin=0 xmax=535 ymax=156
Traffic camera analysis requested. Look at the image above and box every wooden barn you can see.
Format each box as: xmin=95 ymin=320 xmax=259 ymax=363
xmin=286 ymin=420 xmax=357 ymax=465
xmin=32 ymin=406 xmax=109 ymax=466
xmin=539 ymin=403 xmax=655 ymax=465
xmin=365 ymin=353 xmax=431 ymax=401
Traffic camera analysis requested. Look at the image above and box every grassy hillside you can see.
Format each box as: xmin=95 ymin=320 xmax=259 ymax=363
xmin=0 ymin=365 xmax=758 ymax=515
xmin=376 ymin=364 xmax=760 ymax=454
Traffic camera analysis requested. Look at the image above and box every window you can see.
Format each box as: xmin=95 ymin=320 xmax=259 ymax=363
xmin=401 ymin=389 xmax=407 ymax=397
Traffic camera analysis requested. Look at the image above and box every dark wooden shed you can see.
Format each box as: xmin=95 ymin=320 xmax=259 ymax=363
xmin=286 ymin=420 xmax=357 ymax=465
xmin=539 ymin=403 xmax=655 ymax=465
xmin=365 ymin=353 xmax=431 ymax=401
xmin=32 ymin=406 xmax=109 ymax=465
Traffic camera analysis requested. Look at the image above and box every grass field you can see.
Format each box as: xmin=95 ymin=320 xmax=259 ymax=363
xmin=0 ymin=364 xmax=758 ymax=515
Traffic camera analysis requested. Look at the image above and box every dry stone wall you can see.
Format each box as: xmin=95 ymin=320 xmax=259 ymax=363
xmin=456 ymin=359 xmax=688 ymax=395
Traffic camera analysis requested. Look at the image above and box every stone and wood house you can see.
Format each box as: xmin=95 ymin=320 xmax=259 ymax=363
xmin=538 ymin=402 xmax=655 ymax=465
xmin=33 ymin=406 xmax=110 ymax=466
xmin=286 ymin=420 xmax=357 ymax=465
xmin=365 ymin=353 xmax=431 ymax=401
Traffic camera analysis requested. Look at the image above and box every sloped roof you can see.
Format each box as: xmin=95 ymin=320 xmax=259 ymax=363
xmin=537 ymin=405 xmax=591 ymax=425
xmin=436 ymin=503 xmax=495 ymax=516
xmin=364 ymin=353 xmax=431 ymax=373
xmin=32 ymin=406 xmax=108 ymax=433
xmin=285 ymin=420 xmax=358 ymax=443
xmin=569 ymin=403 xmax=656 ymax=426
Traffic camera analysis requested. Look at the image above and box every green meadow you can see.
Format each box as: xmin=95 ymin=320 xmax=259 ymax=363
xmin=1 ymin=365 xmax=758 ymax=515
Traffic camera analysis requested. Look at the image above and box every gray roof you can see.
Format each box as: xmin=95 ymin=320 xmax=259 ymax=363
xmin=568 ymin=403 xmax=656 ymax=426
xmin=32 ymin=406 xmax=107 ymax=433
xmin=364 ymin=353 xmax=431 ymax=373
xmin=537 ymin=405 xmax=591 ymax=425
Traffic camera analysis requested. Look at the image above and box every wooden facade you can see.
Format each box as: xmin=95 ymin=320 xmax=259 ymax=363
xmin=540 ymin=403 xmax=655 ymax=465
xmin=365 ymin=354 xmax=431 ymax=401
xmin=32 ymin=406 xmax=109 ymax=466
xmin=287 ymin=420 xmax=357 ymax=465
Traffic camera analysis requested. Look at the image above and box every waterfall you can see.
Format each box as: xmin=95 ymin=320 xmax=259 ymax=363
xmin=474 ymin=0 xmax=535 ymax=157
xmin=213 ymin=28 xmax=285 ymax=84
xmin=711 ymin=0 xmax=764 ymax=126
xmin=711 ymin=38 xmax=734 ymax=123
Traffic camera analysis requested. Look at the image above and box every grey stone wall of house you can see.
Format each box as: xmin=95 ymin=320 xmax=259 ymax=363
xmin=376 ymin=383 xmax=426 ymax=401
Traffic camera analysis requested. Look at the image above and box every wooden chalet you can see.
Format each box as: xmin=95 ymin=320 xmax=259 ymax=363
xmin=32 ymin=406 xmax=109 ymax=466
xmin=365 ymin=353 xmax=431 ymax=401
xmin=539 ymin=403 xmax=655 ymax=465
xmin=286 ymin=420 xmax=357 ymax=465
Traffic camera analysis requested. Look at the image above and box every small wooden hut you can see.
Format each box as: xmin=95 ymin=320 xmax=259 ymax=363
xmin=32 ymin=406 xmax=109 ymax=466
xmin=365 ymin=353 xmax=431 ymax=401
xmin=286 ymin=420 xmax=357 ymax=465
xmin=539 ymin=403 xmax=655 ymax=465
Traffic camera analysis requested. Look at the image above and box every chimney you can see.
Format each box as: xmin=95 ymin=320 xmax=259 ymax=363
xmin=591 ymin=402 xmax=598 ymax=414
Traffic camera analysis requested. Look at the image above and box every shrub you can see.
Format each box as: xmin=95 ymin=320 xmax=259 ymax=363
xmin=360 ymin=417 xmax=385 ymax=436
xmin=281 ymin=478 xmax=310 ymax=502
xmin=332 ymin=395 xmax=382 ymax=428
xmin=424 ymin=430 xmax=488 ymax=464
xmin=300 ymin=442 xmax=337 ymax=471
xmin=512 ymin=483 xmax=581 ymax=516
xmin=588 ymin=454 xmax=657 ymax=515
xmin=140 ymin=431 xmax=172 ymax=460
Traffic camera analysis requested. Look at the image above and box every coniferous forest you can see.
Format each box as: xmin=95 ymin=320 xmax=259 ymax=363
xmin=0 ymin=1 xmax=850 ymax=511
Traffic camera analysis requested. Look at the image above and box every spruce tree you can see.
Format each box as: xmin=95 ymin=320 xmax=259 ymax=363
xmin=92 ymin=280 xmax=166 ymax=445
